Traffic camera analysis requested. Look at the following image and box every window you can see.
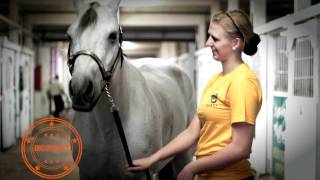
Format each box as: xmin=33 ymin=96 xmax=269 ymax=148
xmin=293 ymin=37 xmax=314 ymax=97
xmin=274 ymin=36 xmax=288 ymax=92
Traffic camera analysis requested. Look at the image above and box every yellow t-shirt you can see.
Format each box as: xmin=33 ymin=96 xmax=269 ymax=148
xmin=195 ymin=63 xmax=262 ymax=180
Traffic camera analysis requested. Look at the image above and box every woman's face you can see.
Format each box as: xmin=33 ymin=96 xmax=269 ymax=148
xmin=206 ymin=22 xmax=233 ymax=61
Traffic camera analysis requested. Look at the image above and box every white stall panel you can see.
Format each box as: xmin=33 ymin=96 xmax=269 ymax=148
xmin=19 ymin=53 xmax=31 ymax=137
xmin=0 ymin=54 xmax=2 ymax=150
xmin=285 ymin=98 xmax=317 ymax=180
xmin=268 ymin=33 xmax=289 ymax=180
xmin=0 ymin=37 xmax=34 ymax=149
xmin=1 ymin=48 xmax=16 ymax=148
xmin=284 ymin=19 xmax=318 ymax=180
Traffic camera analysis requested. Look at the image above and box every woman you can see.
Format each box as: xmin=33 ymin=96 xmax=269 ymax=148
xmin=129 ymin=10 xmax=262 ymax=180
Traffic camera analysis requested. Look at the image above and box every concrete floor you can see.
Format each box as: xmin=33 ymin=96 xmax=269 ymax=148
xmin=0 ymin=109 xmax=276 ymax=180
xmin=0 ymin=109 xmax=79 ymax=180
xmin=0 ymin=140 xmax=79 ymax=180
xmin=0 ymin=144 xmax=277 ymax=180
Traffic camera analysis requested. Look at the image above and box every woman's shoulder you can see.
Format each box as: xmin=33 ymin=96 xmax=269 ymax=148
xmin=234 ymin=63 xmax=258 ymax=80
xmin=229 ymin=65 xmax=261 ymax=91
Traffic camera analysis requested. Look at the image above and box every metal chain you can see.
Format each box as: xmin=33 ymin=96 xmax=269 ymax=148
xmin=104 ymin=82 xmax=118 ymax=112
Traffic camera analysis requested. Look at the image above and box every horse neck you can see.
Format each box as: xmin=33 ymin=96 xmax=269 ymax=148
xmin=87 ymin=59 xmax=138 ymax=140
xmin=108 ymin=59 xmax=144 ymax=115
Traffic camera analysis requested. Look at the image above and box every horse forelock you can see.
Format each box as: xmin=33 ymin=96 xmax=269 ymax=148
xmin=78 ymin=2 xmax=100 ymax=35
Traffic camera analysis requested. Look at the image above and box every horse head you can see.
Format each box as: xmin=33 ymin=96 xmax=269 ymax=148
xmin=67 ymin=0 xmax=122 ymax=111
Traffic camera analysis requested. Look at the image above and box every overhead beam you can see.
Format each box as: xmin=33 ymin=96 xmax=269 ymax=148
xmin=120 ymin=0 xmax=212 ymax=7
xmin=0 ymin=14 xmax=39 ymax=40
xmin=25 ymin=13 xmax=207 ymax=26
xmin=26 ymin=13 xmax=208 ymax=47
xmin=124 ymin=31 xmax=195 ymax=41
xmin=17 ymin=0 xmax=211 ymax=7
xmin=25 ymin=14 xmax=76 ymax=26
xmin=121 ymin=13 xmax=207 ymax=26
xmin=18 ymin=0 xmax=73 ymax=6
xmin=34 ymin=28 xmax=196 ymax=42
xmin=121 ymin=13 xmax=207 ymax=47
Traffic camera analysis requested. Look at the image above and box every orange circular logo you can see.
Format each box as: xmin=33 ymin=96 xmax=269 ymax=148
xmin=21 ymin=117 xmax=82 ymax=179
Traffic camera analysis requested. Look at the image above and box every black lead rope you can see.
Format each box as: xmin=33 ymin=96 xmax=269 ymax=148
xmin=111 ymin=109 xmax=152 ymax=180
xmin=104 ymin=83 xmax=152 ymax=180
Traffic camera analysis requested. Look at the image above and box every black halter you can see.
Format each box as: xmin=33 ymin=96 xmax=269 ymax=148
xmin=67 ymin=26 xmax=152 ymax=180
xmin=67 ymin=26 xmax=124 ymax=84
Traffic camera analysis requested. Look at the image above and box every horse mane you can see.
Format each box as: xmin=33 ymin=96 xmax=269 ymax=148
xmin=78 ymin=2 xmax=100 ymax=34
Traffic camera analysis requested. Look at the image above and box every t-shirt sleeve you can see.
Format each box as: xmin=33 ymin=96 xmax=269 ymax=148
xmin=228 ymin=77 xmax=262 ymax=125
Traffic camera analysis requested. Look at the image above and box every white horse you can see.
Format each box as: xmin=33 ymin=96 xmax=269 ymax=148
xmin=67 ymin=0 xmax=196 ymax=179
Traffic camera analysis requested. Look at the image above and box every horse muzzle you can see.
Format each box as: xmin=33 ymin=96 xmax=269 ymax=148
xmin=69 ymin=78 xmax=101 ymax=112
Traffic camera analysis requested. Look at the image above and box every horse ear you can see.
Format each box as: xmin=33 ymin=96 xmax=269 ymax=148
xmin=73 ymin=0 xmax=89 ymax=15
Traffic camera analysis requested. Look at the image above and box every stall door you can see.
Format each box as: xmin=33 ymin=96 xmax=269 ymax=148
xmin=284 ymin=19 xmax=318 ymax=180
xmin=0 ymin=56 xmax=2 ymax=149
xmin=19 ymin=54 xmax=31 ymax=137
xmin=1 ymin=48 xmax=16 ymax=149
xmin=265 ymin=32 xmax=289 ymax=180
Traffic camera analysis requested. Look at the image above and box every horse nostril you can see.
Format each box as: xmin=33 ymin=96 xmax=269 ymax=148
xmin=85 ymin=81 xmax=93 ymax=96
xmin=69 ymin=80 xmax=74 ymax=96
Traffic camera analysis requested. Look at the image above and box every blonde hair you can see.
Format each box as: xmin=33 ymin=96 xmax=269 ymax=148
xmin=211 ymin=9 xmax=260 ymax=55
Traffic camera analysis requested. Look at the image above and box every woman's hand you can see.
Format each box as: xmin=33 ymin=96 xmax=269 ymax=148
xmin=128 ymin=115 xmax=200 ymax=173
xmin=128 ymin=155 xmax=157 ymax=172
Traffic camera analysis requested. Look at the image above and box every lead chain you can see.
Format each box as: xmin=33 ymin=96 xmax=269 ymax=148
xmin=104 ymin=82 xmax=118 ymax=112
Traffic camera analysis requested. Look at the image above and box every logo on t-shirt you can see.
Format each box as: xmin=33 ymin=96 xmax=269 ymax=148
xmin=211 ymin=93 xmax=218 ymax=103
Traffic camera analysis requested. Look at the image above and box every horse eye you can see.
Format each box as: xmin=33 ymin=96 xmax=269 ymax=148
xmin=108 ymin=32 xmax=117 ymax=42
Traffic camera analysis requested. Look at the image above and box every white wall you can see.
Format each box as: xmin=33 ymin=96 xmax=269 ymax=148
xmin=0 ymin=37 xmax=34 ymax=149
xmin=34 ymin=46 xmax=50 ymax=119
xmin=158 ymin=42 xmax=177 ymax=59
xmin=34 ymin=43 xmax=71 ymax=120
xmin=255 ymin=4 xmax=320 ymax=179
xmin=244 ymin=35 xmax=268 ymax=175
xmin=0 ymin=38 xmax=16 ymax=149
xmin=284 ymin=18 xmax=318 ymax=180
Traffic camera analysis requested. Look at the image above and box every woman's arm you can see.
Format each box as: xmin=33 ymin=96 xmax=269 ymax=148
xmin=128 ymin=114 xmax=201 ymax=171
xmin=179 ymin=122 xmax=254 ymax=177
